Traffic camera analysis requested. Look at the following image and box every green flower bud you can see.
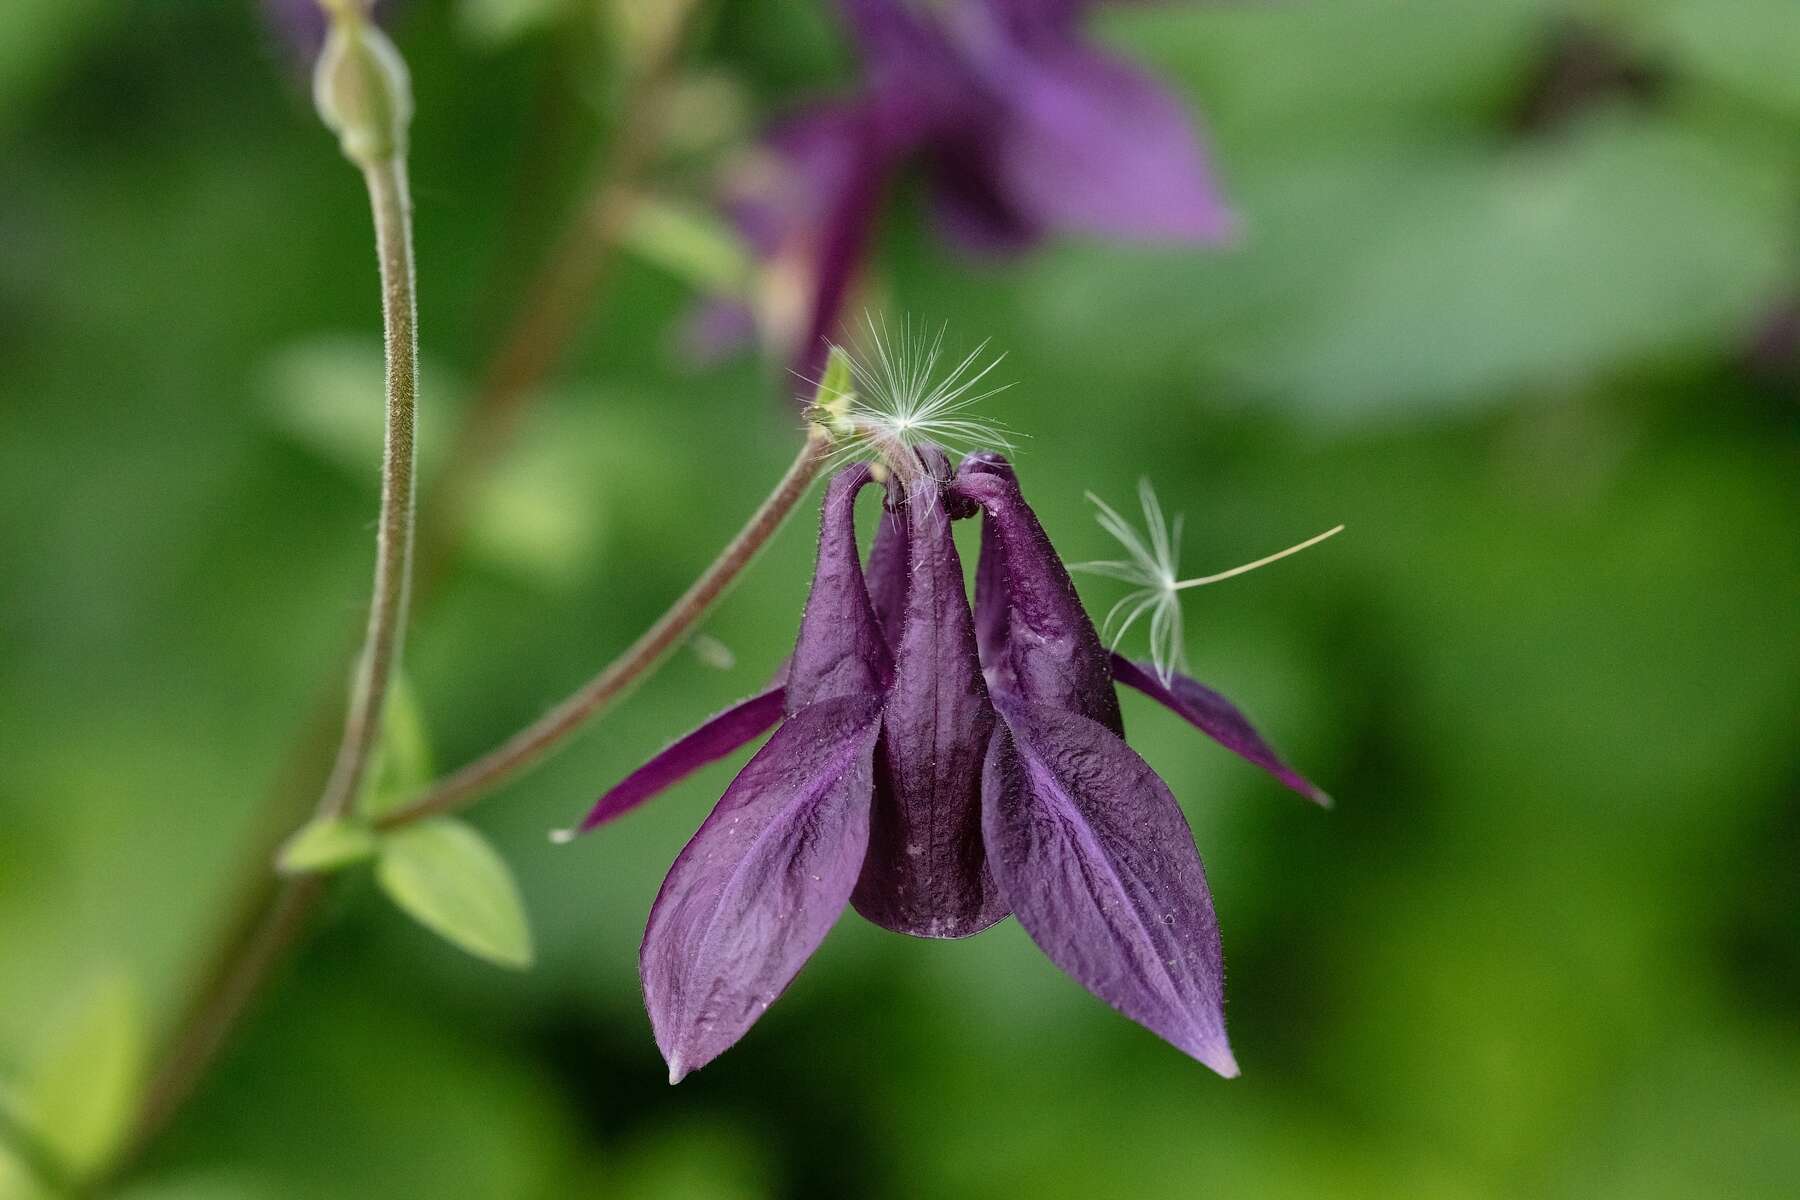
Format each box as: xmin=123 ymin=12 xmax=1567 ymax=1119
xmin=312 ymin=3 xmax=412 ymax=167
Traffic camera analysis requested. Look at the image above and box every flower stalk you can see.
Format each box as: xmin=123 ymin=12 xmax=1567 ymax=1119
xmin=309 ymin=0 xmax=419 ymax=824
xmin=378 ymin=425 xmax=834 ymax=831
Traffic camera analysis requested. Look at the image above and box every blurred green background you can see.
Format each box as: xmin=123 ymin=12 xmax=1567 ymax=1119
xmin=3 ymin=1 xmax=1798 ymax=1197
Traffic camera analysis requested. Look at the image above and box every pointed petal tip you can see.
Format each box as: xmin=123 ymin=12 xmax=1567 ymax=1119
xmin=1309 ymin=787 xmax=1335 ymax=810
xmin=1203 ymin=1043 xmax=1241 ymax=1079
xmin=1182 ymin=1029 xmax=1239 ymax=1078
xmin=548 ymin=827 xmax=578 ymax=845
xmin=666 ymin=1054 xmax=688 ymax=1085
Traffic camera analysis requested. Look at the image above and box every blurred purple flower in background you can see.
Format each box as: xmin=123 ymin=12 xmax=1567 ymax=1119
xmin=572 ymin=447 xmax=1322 ymax=1082
xmin=698 ymin=0 xmax=1238 ymax=385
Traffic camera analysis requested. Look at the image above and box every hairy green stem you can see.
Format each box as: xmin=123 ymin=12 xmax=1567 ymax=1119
xmin=318 ymin=156 xmax=419 ymax=820
xmin=121 ymin=154 xmax=417 ymax=1169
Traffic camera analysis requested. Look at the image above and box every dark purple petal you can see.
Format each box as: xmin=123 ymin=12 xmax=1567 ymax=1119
xmin=641 ymin=693 xmax=883 ymax=1082
xmin=853 ymin=488 xmax=1007 ymax=937
xmin=984 ymin=701 xmax=1237 ymax=1075
xmin=864 ymin=504 xmax=907 ymax=645
xmin=576 ymin=688 xmax=788 ymax=833
xmin=929 ymin=144 xmax=1044 ymax=255
xmin=971 ymin=503 xmax=1017 ymax=694
xmin=952 ymin=455 xmax=1122 ymax=733
xmin=787 ymin=465 xmax=893 ymax=710
xmin=791 ymin=132 xmax=888 ymax=391
xmin=761 ymin=102 xmax=892 ymax=394
xmin=969 ymin=35 xmax=1236 ymax=243
xmin=1110 ymin=656 xmax=1331 ymax=806
xmin=719 ymin=103 xmax=896 ymax=395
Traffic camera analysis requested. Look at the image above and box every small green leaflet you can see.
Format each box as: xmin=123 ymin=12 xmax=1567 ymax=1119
xmin=375 ymin=819 xmax=534 ymax=970
xmin=276 ymin=816 xmax=378 ymax=874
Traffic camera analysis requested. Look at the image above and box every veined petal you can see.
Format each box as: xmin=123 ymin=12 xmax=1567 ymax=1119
xmin=787 ymin=465 xmax=893 ymax=710
xmin=853 ymin=478 xmax=1007 ymax=937
xmin=984 ymin=701 xmax=1237 ymax=1075
xmin=575 ymin=688 xmax=788 ymax=833
xmin=1110 ymin=656 xmax=1330 ymax=806
xmin=952 ymin=454 xmax=1122 ymax=733
xmin=642 ymin=694 xmax=883 ymax=1082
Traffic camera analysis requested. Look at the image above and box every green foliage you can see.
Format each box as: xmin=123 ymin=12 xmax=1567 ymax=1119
xmin=375 ymin=820 xmax=535 ymax=970
xmin=0 ymin=973 xmax=141 ymax=1186
xmin=1 ymin=0 xmax=1796 ymax=1197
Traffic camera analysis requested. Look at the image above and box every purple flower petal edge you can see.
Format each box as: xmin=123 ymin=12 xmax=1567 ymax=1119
xmin=642 ymin=693 xmax=883 ymax=1082
xmin=983 ymin=700 xmax=1238 ymax=1076
xmin=1110 ymin=655 xmax=1330 ymax=806
xmin=576 ymin=688 xmax=788 ymax=833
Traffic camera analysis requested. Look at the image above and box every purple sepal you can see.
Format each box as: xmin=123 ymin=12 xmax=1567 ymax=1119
xmin=984 ymin=700 xmax=1237 ymax=1076
xmin=1111 ymin=656 xmax=1330 ymax=806
xmin=576 ymin=688 xmax=787 ymax=833
xmin=952 ymin=454 xmax=1122 ymax=733
xmin=864 ymin=504 xmax=907 ymax=646
xmin=852 ymin=487 xmax=1008 ymax=937
xmin=642 ymin=693 xmax=883 ymax=1082
xmin=786 ymin=465 xmax=893 ymax=710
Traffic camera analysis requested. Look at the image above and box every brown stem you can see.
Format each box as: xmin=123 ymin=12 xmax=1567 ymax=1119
xmin=377 ymin=428 xmax=831 ymax=829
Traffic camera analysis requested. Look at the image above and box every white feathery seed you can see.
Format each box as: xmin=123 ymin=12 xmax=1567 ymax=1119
xmin=1073 ymin=479 xmax=1343 ymax=685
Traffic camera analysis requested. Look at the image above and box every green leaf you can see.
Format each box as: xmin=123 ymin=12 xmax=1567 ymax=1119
xmin=360 ymin=674 xmax=434 ymax=819
xmin=375 ymin=819 xmax=534 ymax=969
xmin=276 ymin=816 xmax=378 ymax=874
xmin=8 ymin=972 xmax=142 ymax=1181
xmin=621 ymin=197 xmax=752 ymax=295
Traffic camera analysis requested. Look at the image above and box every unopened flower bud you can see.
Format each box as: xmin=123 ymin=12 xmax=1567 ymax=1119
xmin=312 ymin=1 xmax=412 ymax=166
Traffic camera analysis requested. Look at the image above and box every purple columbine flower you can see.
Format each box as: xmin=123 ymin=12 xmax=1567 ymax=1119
xmin=693 ymin=0 xmax=1237 ymax=384
xmin=571 ymin=446 xmax=1324 ymax=1082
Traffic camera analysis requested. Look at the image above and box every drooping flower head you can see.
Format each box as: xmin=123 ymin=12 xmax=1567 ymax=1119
xmin=570 ymin=435 xmax=1332 ymax=1081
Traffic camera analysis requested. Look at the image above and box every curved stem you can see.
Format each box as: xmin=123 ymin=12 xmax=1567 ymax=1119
xmin=121 ymin=156 xmax=417 ymax=1167
xmin=119 ymin=429 xmax=826 ymax=1176
xmin=318 ymin=156 xmax=420 ymax=820
xmin=376 ymin=428 xmax=832 ymax=830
